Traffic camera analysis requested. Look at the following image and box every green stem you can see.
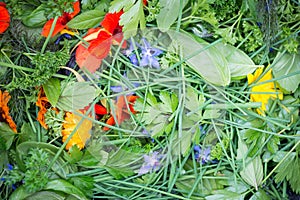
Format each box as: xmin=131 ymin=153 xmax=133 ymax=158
xmin=41 ymin=16 xmax=58 ymax=54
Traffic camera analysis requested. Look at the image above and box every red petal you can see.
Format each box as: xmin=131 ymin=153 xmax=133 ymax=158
xmin=0 ymin=2 xmax=6 ymax=7
xmin=88 ymin=30 xmax=112 ymax=59
xmin=41 ymin=17 xmax=66 ymax=37
xmin=101 ymin=11 xmax=123 ymax=34
xmin=95 ymin=104 xmax=107 ymax=115
xmin=69 ymin=1 xmax=80 ymax=18
xmin=75 ymin=44 xmax=102 ymax=73
xmin=127 ymin=95 xmax=139 ymax=113
xmin=0 ymin=6 xmax=10 ymax=34
xmin=103 ymin=116 xmax=115 ymax=131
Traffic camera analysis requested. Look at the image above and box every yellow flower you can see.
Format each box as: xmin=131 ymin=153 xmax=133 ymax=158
xmin=0 ymin=90 xmax=17 ymax=132
xmin=247 ymin=67 xmax=283 ymax=115
xmin=62 ymin=111 xmax=92 ymax=150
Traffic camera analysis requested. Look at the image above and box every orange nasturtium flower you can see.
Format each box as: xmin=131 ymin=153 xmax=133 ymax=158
xmin=41 ymin=1 xmax=80 ymax=37
xmin=247 ymin=67 xmax=283 ymax=115
xmin=75 ymin=11 xmax=126 ymax=73
xmin=0 ymin=90 xmax=17 ymax=132
xmin=0 ymin=2 xmax=10 ymax=34
xmin=103 ymin=95 xmax=139 ymax=131
xmin=61 ymin=110 xmax=92 ymax=150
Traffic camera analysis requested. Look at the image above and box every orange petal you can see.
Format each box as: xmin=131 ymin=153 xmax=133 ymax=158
xmin=75 ymin=44 xmax=102 ymax=73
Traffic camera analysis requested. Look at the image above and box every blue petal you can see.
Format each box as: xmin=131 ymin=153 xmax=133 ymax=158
xmin=110 ymin=85 xmax=124 ymax=93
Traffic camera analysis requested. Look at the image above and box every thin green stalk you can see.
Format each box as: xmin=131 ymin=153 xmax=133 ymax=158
xmin=41 ymin=16 xmax=58 ymax=54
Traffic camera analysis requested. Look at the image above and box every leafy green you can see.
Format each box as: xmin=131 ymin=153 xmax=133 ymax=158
xmin=110 ymin=0 xmax=146 ymax=38
xmin=56 ymin=82 xmax=97 ymax=111
xmin=135 ymin=91 xmax=178 ymax=138
xmin=274 ymin=151 xmax=300 ymax=194
xmin=237 ymin=138 xmax=263 ymax=190
xmin=67 ymin=10 xmax=106 ymax=30
xmin=215 ymin=43 xmax=262 ymax=78
xmin=168 ymin=30 xmax=230 ymax=86
xmin=43 ymin=78 xmax=61 ymax=107
xmin=0 ymin=123 xmax=16 ymax=151
xmin=156 ymin=0 xmax=188 ymax=31
xmin=104 ymin=149 xmax=141 ymax=179
xmin=44 ymin=179 xmax=88 ymax=200
xmin=272 ymin=52 xmax=300 ymax=93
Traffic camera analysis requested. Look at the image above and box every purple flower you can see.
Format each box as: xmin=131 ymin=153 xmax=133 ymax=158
xmin=7 ymin=164 xmax=13 ymax=171
xmin=139 ymin=38 xmax=163 ymax=69
xmin=138 ymin=151 xmax=164 ymax=175
xmin=194 ymin=145 xmax=211 ymax=164
xmin=123 ymin=42 xmax=139 ymax=65
xmin=110 ymin=73 xmax=140 ymax=95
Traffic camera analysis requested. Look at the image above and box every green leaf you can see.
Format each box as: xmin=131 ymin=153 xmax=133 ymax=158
xmin=110 ymin=0 xmax=145 ymax=38
xmin=272 ymin=52 xmax=300 ymax=92
xmin=105 ymin=149 xmax=141 ymax=179
xmin=69 ymin=176 xmax=94 ymax=198
xmin=67 ymin=10 xmax=105 ymax=30
xmin=45 ymin=179 xmax=88 ymax=200
xmin=215 ymin=43 xmax=262 ymax=78
xmin=110 ymin=0 xmax=135 ymax=12
xmin=56 ymin=82 xmax=96 ymax=112
xmin=26 ymin=191 xmax=66 ymax=200
xmin=249 ymin=189 xmax=271 ymax=200
xmin=274 ymin=152 xmax=300 ymax=194
xmin=205 ymin=190 xmax=245 ymax=200
xmin=169 ymin=31 xmax=230 ymax=86
xmin=0 ymin=123 xmax=15 ymax=151
xmin=9 ymin=186 xmax=33 ymax=200
xmin=237 ymin=138 xmax=263 ymax=190
xmin=22 ymin=5 xmax=47 ymax=28
xmin=156 ymin=0 xmax=188 ymax=31
xmin=43 ymin=78 xmax=61 ymax=107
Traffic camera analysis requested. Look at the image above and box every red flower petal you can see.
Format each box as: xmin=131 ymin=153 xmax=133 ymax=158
xmin=75 ymin=44 xmax=102 ymax=73
xmin=101 ymin=11 xmax=123 ymax=34
xmin=103 ymin=116 xmax=115 ymax=131
xmin=95 ymin=104 xmax=107 ymax=115
xmin=88 ymin=30 xmax=112 ymax=59
xmin=41 ymin=17 xmax=67 ymax=37
xmin=70 ymin=1 xmax=81 ymax=18
xmin=41 ymin=1 xmax=80 ymax=37
xmin=0 ymin=4 xmax=10 ymax=34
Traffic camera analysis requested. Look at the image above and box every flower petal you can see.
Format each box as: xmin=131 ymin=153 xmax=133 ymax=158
xmin=75 ymin=44 xmax=102 ymax=73
xmin=101 ymin=11 xmax=123 ymax=34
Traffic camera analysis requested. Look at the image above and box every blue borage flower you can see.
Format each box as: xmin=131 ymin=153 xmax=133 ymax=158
xmin=193 ymin=145 xmax=211 ymax=164
xmin=138 ymin=151 xmax=164 ymax=175
xmin=123 ymin=38 xmax=163 ymax=68
xmin=139 ymin=38 xmax=163 ymax=69
xmin=110 ymin=73 xmax=140 ymax=96
xmin=123 ymin=42 xmax=139 ymax=65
